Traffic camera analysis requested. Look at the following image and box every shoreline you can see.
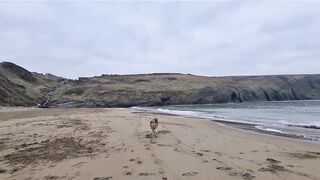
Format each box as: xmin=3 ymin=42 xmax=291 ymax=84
xmin=134 ymin=110 xmax=320 ymax=146
xmin=133 ymin=106 xmax=320 ymax=143
xmin=0 ymin=107 xmax=320 ymax=180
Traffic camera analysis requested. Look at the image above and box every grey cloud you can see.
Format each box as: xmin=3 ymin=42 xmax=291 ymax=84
xmin=0 ymin=1 xmax=319 ymax=79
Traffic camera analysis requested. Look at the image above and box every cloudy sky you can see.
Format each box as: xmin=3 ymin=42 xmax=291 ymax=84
xmin=0 ymin=1 xmax=319 ymax=79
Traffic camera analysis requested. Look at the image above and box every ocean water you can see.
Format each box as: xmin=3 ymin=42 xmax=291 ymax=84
xmin=133 ymin=100 xmax=320 ymax=142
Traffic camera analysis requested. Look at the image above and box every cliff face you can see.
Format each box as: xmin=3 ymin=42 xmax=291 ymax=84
xmin=50 ymin=73 xmax=320 ymax=107
xmin=1 ymin=62 xmax=320 ymax=107
xmin=0 ymin=62 xmax=59 ymax=106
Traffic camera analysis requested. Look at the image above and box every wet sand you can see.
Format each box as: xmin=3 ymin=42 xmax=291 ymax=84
xmin=0 ymin=107 xmax=319 ymax=180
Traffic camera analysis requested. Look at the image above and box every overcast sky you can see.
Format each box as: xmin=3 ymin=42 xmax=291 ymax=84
xmin=0 ymin=1 xmax=319 ymax=79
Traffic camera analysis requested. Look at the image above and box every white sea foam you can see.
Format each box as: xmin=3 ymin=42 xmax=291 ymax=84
xmin=133 ymin=106 xmax=258 ymax=125
xmin=155 ymin=108 xmax=198 ymax=116
xmin=255 ymin=126 xmax=284 ymax=134
xmin=132 ymin=100 xmax=320 ymax=141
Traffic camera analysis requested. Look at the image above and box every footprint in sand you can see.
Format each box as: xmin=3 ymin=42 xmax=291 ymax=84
xmin=72 ymin=161 xmax=87 ymax=168
xmin=157 ymin=143 xmax=172 ymax=147
xmin=182 ymin=172 xmax=199 ymax=176
xmin=137 ymin=160 xmax=143 ymax=165
xmin=158 ymin=168 xmax=165 ymax=175
xmin=212 ymin=158 xmax=222 ymax=163
xmin=200 ymin=149 xmax=211 ymax=152
xmin=0 ymin=168 xmax=7 ymax=174
xmin=47 ymin=164 xmax=55 ymax=168
xmin=241 ymin=173 xmax=255 ymax=180
xmin=258 ymin=165 xmax=286 ymax=173
xmin=217 ymin=166 xmax=232 ymax=170
xmin=154 ymin=158 xmax=163 ymax=165
xmin=228 ymin=171 xmax=255 ymax=180
xmin=258 ymin=158 xmax=286 ymax=173
xmin=43 ymin=175 xmax=65 ymax=180
xmin=247 ymin=169 xmax=254 ymax=173
xmin=144 ymin=144 xmax=151 ymax=150
xmin=93 ymin=177 xmax=112 ymax=180
xmin=124 ymin=171 xmax=133 ymax=176
xmin=195 ymin=152 xmax=204 ymax=157
xmin=228 ymin=171 xmax=238 ymax=176
xmin=129 ymin=157 xmax=141 ymax=162
xmin=266 ymin=158 xmax=281 ymax=164
xmin=139 ymin=172 xmax=156 ymax=176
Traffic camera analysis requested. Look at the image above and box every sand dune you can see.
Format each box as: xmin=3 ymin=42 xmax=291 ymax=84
xmin=0 ymin=107 xmax=319 ymax=180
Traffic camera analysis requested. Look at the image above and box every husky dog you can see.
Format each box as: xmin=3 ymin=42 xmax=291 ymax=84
xmin=150 ymin=118 xmax=159 ymax=134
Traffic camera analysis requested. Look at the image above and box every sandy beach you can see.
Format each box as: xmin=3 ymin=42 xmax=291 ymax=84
xmin=0 ymin=107 xmax=319 ymax=180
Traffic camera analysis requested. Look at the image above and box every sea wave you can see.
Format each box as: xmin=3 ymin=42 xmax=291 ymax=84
xmin=133 ymin=106 xmax=320 ymax=128
xmin=132 ymin=107 xmax=258 ymax=125
xmin=255 ymin=126 xmax=284 ymax=134
xmin=287 ymin=124 xmax=320 ymax=130
xmin=132 ymin=103 xmax=320 ymax=142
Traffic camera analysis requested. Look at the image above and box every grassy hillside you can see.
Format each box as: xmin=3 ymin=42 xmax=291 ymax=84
xmin=1 ymin=62 xmax=320 ymax=107
xmin=51 ymin=73 xmax=320 ymax=107
xmin=0 ymin=62 xmax=59 ymax=106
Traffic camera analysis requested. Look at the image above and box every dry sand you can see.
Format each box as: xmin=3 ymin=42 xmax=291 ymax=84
xmin=0 ymin=107 xmax=319 ymax=180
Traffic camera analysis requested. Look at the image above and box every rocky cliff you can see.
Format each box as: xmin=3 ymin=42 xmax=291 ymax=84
xmin=50 ymin=73 xmax=320 ymax=107
xmin=1 ymin=62 xmax=320 ymax=107
xmin=0 ymin=62 xmax=59 ymax=106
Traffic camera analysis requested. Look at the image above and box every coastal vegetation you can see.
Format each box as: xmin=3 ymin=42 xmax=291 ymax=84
xmin=1 ymin=61 xmax=320 ymax=107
